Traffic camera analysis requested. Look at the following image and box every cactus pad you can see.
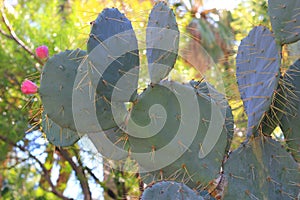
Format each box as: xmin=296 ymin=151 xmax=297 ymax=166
xmin=71 ymin=81 xmax=127 ymax=133
xmin=86 ymin=8 xmax=139 ymax=102
xmin=260 ymin=79 xmax=286 ymax=135
xmin=236 ymin=26 xmax=281 ymax=137
xmin=87 ymin=8 xmax=135 ymax=53
xmin=224 ymin=136 xmax=300 ymax=199
xmin=280 ymin=59 xmax=300 ymax=162
xmin=127 ymin=80 xmax=230 ymax=188
xmin=39 ymin=49 xmax=86 ymax=131
xmin=141 ymin=181 xmax=204 ymax=200
xmin=268 ymin=0 xmax=300 ymax=44
xmin=42 ymin=114 xmax=81 ymax=147
xmin=86 ymin=127 xmax=129 ymax=160
xmin=146 ymin=2 xmax=179 ymax=83
xmin=190 ymin=80 xmax=234 ymax=155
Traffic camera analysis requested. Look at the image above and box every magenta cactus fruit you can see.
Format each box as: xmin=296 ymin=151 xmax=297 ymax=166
xmin=21 ymin=80 xmax=38 ymax=94
xmin=35 ymin=45 xmax=49 ymax=59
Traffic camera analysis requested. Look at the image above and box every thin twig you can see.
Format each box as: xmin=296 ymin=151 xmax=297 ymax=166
xmin=0 ymin=6 xmax=44 ymax=69
xmin=84 ymin=166 xmax=117 ymax=199
xmin=0 ymin=135 xmax=71 ymax=200
xmin=0 ymin=27 xmax=12 ymax=39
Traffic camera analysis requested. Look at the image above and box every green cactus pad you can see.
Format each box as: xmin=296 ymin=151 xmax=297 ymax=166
xmin=42 ymin=113 xmax=81 ymax=147
xmin=280 ymin=59 xmax=300 ymax=162
xmin=127 ymin=80 xmax=230 ymax=188
xmin=86 ymin=8 xmax=139 ymax=102
xmin=268 ymin=0 xmax=300 ymax=45
xmin=190 ymin=80 xmax=234 ymax=155
xmin=146 ymin=2 xmax=179 ymax=84
xmin=236 ymin=26 xmax=281 ymax=137
xmin=224 ymin=136 xmax=300 ymax=200
xmin=141 ymin=181 xmax=204 ymax=200
xmin=40 ymin=49 xmax=87 ymax=131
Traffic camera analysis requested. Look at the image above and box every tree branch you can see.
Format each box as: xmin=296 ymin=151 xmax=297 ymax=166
xmin=0 ymin=135 xmax=71 ymax=200
xmin=56 ymin=147 xmax=92 ymax=200
xmin=0 ymin=6 xmax=44 ymax=69
xmin=0 ymin=27 xmax=12 ymax=39
xmin=84 ymin=166 xmax=117 ymax=199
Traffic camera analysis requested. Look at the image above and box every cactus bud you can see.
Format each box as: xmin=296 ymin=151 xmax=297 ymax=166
xmin=35 ymin=45 xmax=49 ymax=59
xmin=21 ymin=80 xmax=38 ymax=94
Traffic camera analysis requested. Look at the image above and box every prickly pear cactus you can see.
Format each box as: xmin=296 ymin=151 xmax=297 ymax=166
xmin=141 ymin=181 xmax=204 ymax=200
xmin=268 ymin=0 xmax=300 ymax=45
xmin=146 ymin=2 xmax=179 ymax=84
xmin=42 ymin=114 xmax=81 ymax=147
xmin=280 ymin=59 xmax=300 ymax=162
xmin=39 ymin=49 xmax=86 ymax=131
xmin=236 ymin=26 xmax=281 ymax=137
xmin=127 ymin=80 xmax=231 ymax=188
xmin=224 ymin=137 xmax=300 ymax=200
xmin=37 ymin=2 xmax=300 ymax=199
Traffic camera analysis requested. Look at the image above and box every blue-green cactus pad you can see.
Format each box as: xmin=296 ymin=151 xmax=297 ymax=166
xmin=236 ymin=26 xmax=281 ymax=137
xmin=42 ymin=113 xmax=81 ymax=147
xmin=224 ymin=137 xmax=300 ymax=200
xmin=190 ymin=80 xmax=234 ymax=154
xmin=280 ymin=59 xmax=300 ymax=162
xmin=127 ymin=80 xmax=230 ymax=188
xmin=268 ymin=0 xmax=300 ymax=44
xmin=40 ymin=49 xmax=87 ymax=131
xmin=146 ymin=2 xmax=179 ymax=84
xmin=86 ymin=8 xmax=139 ymax=102
xmin=260 ymin=79 xmax=286 ymax=135
xmin=141 ymin=181 xmax=204 ymax=200
xmin=86 ymin=127 xmax=129 ymax=160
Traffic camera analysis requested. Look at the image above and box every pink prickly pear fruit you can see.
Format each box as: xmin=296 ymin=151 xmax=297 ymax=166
xmin=35 ymin=45 xmax=49 ymax=59
xmin=21 ymin=80 xmax=38 ymax=94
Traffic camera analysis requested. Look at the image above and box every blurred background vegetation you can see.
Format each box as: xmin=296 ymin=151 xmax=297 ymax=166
xmin=0 ymin=0 xmax=295 ymax=199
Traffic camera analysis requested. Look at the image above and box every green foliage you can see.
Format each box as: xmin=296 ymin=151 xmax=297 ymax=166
xmin=232 ymin=0 xmax=269 ymax=41
xmin=1 ymin=166 xmax=57 ymax=200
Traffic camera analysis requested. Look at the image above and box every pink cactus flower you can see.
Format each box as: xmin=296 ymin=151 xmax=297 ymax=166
xmin=21 ymin=80 xmax=38 ymax=94
xmin=35 ymin=45 xmax=49 ymax=59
